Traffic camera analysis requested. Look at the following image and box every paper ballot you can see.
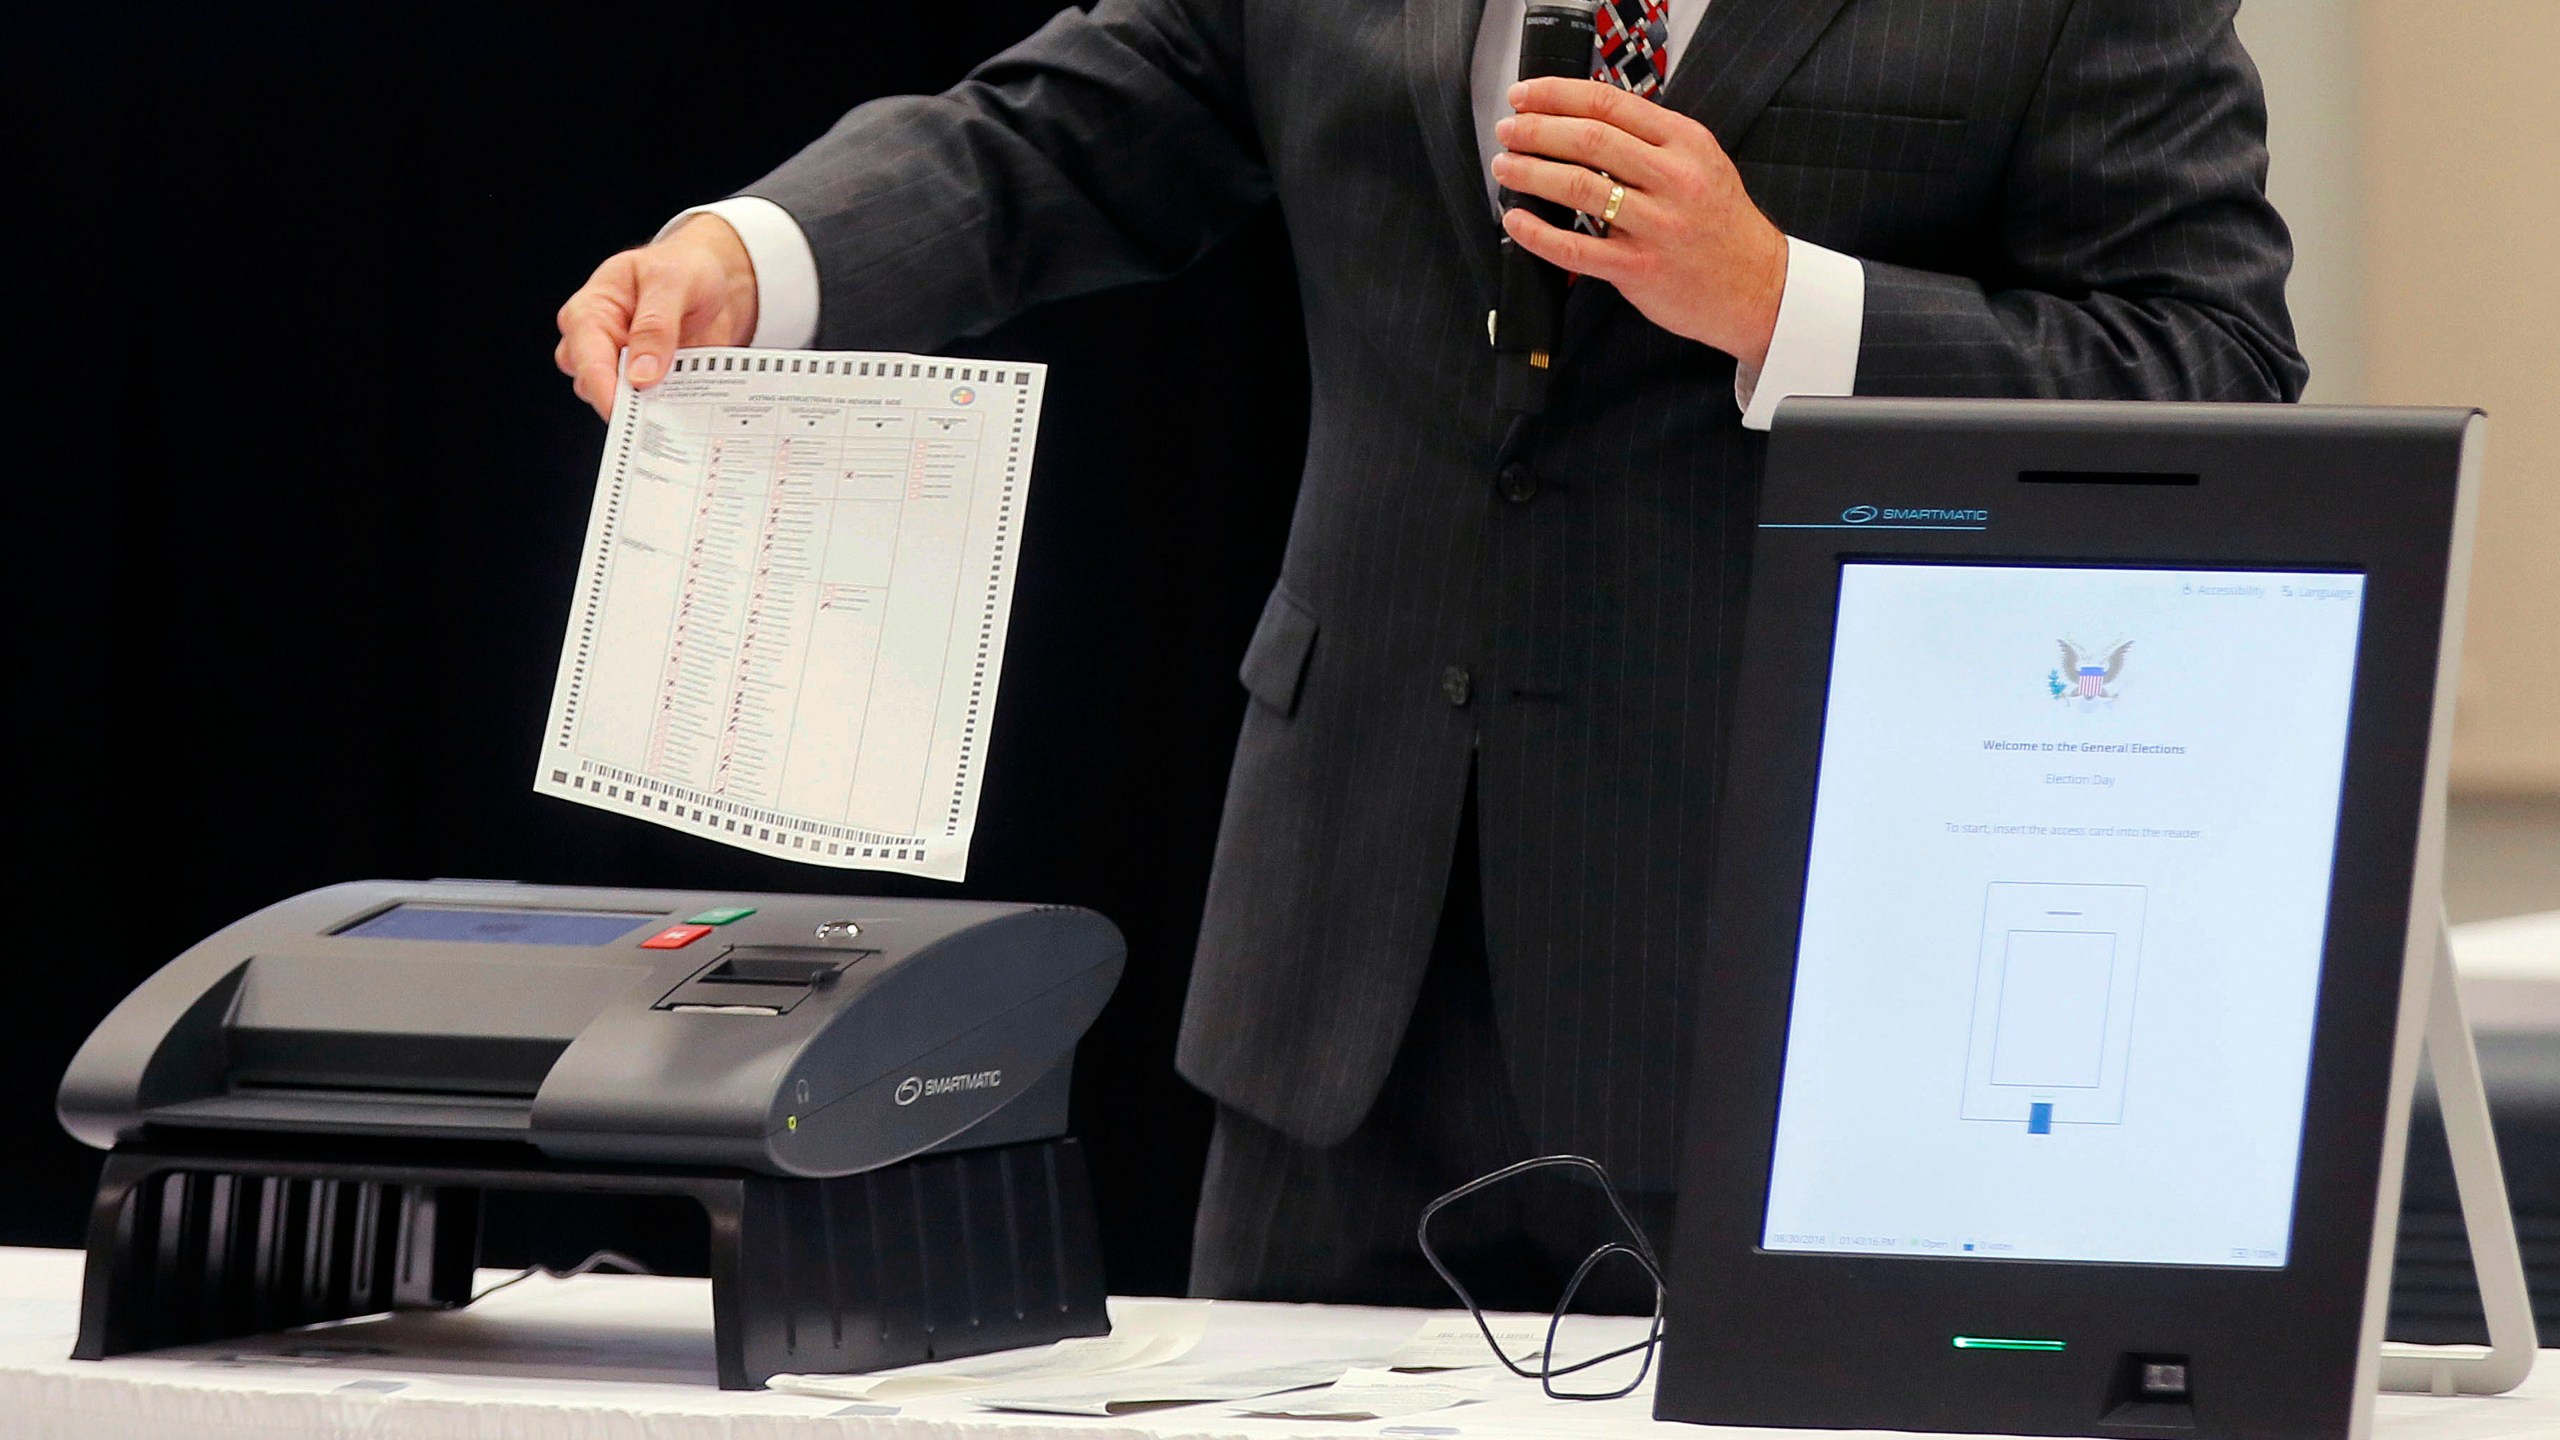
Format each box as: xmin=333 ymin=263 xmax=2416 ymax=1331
xmin=1379 ymin=1316 xmax=1557 ymax=1370
xmin=1233 ymin=1367 xmax=1487 ymax=1420
xmin=536 ymin=347 xmax=1046 ymax=880
xmin=974 ymin=1359 xmax=1358 ymax=1416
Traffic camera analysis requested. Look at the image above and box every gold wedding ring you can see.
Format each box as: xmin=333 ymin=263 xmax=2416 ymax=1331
xmin=1598 ymin=182 xmax=1627 ymax=234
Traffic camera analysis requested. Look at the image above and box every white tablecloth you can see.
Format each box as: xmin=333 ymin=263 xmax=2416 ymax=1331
xmin=2 ymin=1247 xmax=2554 ymax=1440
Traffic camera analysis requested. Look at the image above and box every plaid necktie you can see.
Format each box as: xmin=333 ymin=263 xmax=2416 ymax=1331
xmin=1592 ymin=0 xmax=1672 ymax=97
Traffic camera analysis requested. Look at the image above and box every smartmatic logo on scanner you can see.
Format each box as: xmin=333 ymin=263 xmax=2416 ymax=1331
xmin=893 ymin=1070 xmax=1005 ymax=1106
xmin=1840 ymin=504 xmax=1991 ymax=525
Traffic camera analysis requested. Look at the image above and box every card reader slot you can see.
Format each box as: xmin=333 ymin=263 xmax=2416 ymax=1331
xmin=2018 ymin=468 xmax=2200 ymax=487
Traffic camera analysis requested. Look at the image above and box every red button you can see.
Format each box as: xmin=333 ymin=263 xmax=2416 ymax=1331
xmin=640 ymin=923 xmax=714 ymax=950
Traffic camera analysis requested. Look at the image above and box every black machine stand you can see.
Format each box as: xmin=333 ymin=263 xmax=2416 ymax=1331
xmin=71 ymin=1134 xmax=1109 ymax=1390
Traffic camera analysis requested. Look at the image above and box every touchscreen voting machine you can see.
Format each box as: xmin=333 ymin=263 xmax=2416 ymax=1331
xmin=1657 ymin=401 xmax=2525 ymax=1440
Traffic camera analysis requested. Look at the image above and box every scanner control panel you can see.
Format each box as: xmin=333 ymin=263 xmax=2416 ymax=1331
xmin=58 ymin=880 xmax=1125 ymax=1177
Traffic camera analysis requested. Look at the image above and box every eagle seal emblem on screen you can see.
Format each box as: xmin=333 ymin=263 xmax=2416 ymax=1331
xmin=2050 ymin=640 xmax=2132 ymax=702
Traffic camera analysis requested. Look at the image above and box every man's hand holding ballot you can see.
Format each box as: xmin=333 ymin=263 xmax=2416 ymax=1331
xmin=554 ymin=213 xmax=758 ymax=418
xmin=1493 ymin=76 xmax=1790 ymax=369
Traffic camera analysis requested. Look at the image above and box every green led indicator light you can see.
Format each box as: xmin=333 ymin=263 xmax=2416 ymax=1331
xmin=1952 ymin=1337 xmax=2066 ymax=1353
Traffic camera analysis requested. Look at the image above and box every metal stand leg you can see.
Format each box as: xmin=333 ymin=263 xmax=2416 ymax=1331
xmin=2379 ymin=914 xmax=2537 ymax=1395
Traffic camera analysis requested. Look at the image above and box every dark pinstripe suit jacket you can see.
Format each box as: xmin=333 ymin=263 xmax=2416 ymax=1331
xmin=747 ymin=0 xmax=2305 ymax=1189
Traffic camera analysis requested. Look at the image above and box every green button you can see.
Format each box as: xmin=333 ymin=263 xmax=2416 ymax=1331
xmin=687 ymin=906 xmax=757 ymax=925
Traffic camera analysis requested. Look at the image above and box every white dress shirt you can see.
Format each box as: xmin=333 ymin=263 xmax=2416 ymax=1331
xmin=677 ymin=0 xmax=1861 ymax=430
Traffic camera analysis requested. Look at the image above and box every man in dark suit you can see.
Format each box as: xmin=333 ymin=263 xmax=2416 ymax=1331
xmin=557 ymin=0 xmax=2304 ymax=1309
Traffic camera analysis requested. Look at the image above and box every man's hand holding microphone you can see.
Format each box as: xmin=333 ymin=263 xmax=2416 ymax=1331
xmin=1484 ymin=0 xmax=1787 ymax=413
xmin=1496 ymin=76 xmax=1789 ymax=370
xmin=553 ymin=215 xmax=761 ymax=420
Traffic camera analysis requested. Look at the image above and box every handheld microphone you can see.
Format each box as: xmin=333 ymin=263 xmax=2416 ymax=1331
xmin=1491 ymin=0 xmax=1599 ymax=415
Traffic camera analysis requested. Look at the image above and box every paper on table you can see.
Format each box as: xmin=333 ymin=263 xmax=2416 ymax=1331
xmin=1234 ymin=1367 xmax=1487 ymax=1420
xmin=1382 ymin=1316 xmax=1555 ymax=1371
xmin=974 ymin=1358 xmax=1357 ymax=1416
xmin=765 ymin=1302 xmax=1206 ymax=1401
xmin=535 ymin=347 xmax=1048 ymax=881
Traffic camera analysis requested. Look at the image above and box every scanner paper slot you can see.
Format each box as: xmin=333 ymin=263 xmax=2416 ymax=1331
xmin=706 ymin=950 xmax=858 ymax=985
xmin=656 ymin=946 xmax=873 ymax=1015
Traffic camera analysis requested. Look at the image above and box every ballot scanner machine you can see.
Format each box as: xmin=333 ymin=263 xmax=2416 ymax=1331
xmin=57 ymin=880 xmax=1124 ymax=1388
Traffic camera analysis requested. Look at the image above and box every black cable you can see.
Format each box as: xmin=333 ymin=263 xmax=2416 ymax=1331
xmin=1415 ymin=1154 xmax=1667 ymax=1401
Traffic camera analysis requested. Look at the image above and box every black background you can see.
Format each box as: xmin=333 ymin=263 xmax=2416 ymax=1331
xmin=12 ymin=3 xmax=1310 ymax=1296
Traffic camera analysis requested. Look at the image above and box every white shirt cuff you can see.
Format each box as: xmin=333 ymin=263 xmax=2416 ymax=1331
xmin=660 ymin=197 xmax=821 ymax=350
xmin=1734 ymin=236 xmax=1865 ymax=432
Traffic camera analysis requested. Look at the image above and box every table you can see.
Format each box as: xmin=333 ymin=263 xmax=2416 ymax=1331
xmin=2454 ymin=910 xmax=2560 ymax=1033
xmin=2 ymin=1248 xmax=2553 ymax=1439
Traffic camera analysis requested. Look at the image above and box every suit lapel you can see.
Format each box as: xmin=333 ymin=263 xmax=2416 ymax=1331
xmin=1660 ymin=0 xmax=1854 ymax=146
xmin=1404 ymin=0 xmax=1501 ymax=304
xmin=1559 ymin=0 xmax=1855 ymax=361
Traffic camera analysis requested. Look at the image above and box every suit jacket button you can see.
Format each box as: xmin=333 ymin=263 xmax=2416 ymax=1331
xmin=1441 ymin=666 xmax=1473 ymax=707
xmin=1498 ymin=462 xmax=1539 ymax=504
